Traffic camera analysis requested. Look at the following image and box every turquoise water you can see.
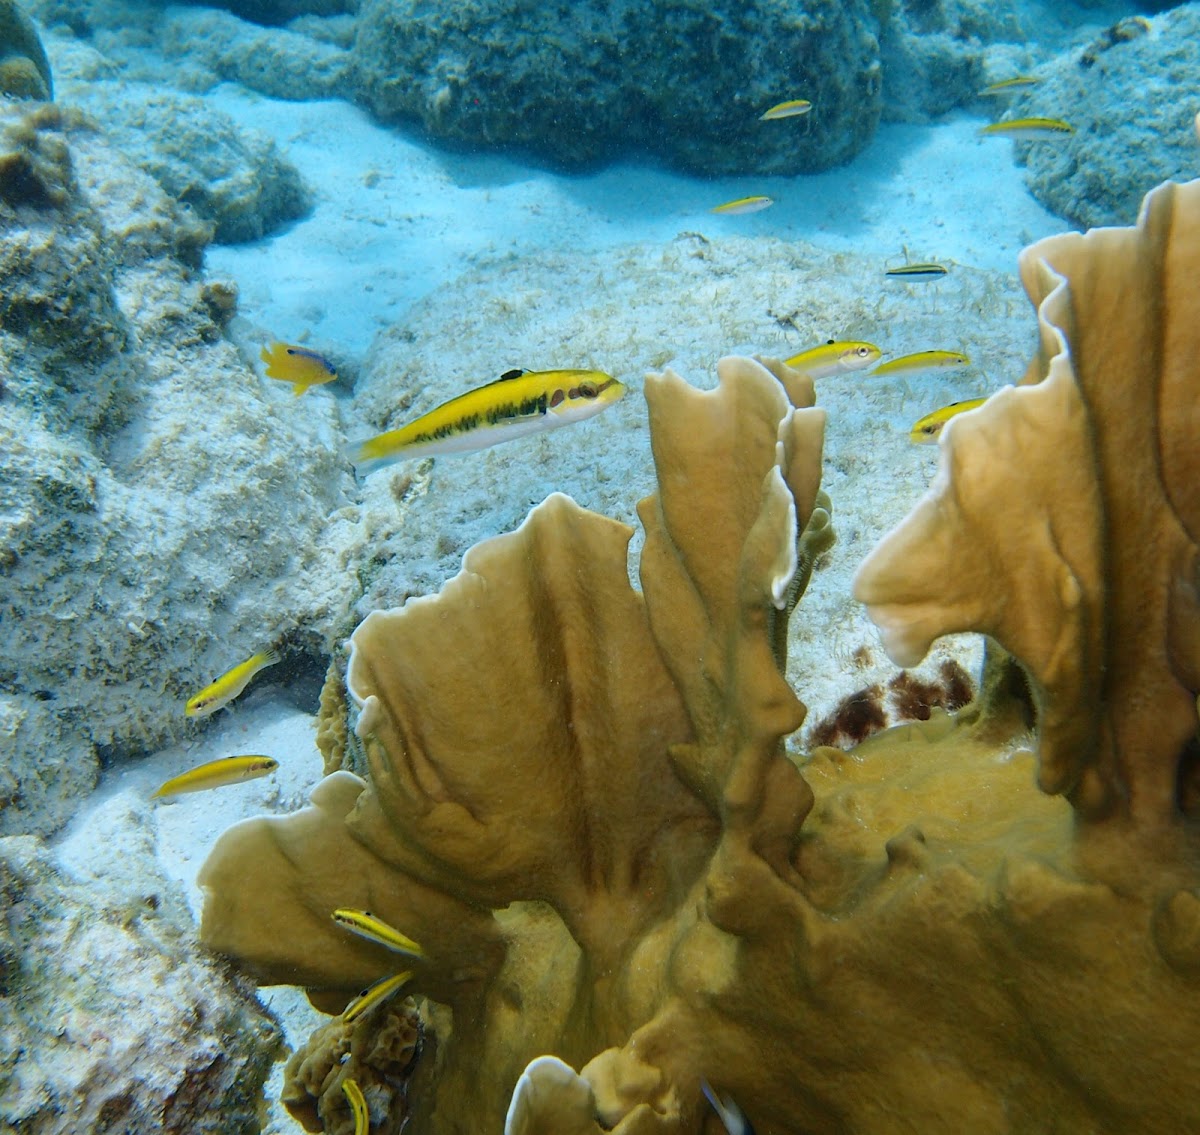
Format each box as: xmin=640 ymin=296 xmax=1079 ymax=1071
xmin=2 ymin=1 xmax=1198 ymax=1132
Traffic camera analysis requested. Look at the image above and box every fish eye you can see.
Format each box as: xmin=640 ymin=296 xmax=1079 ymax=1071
xmin=579 ymin=382 xmax=599 ymax=399
xmin=855 ymin=346 xmax=871 ymax=358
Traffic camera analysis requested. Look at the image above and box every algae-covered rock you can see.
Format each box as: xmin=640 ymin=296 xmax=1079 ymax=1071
xmin=74 ymin=85 xmax=311 ymax=243
xmin=0 ymin=0 xmax=52 ymax=101
xmin=354 ymin=0 xmax=883 ymax=175
xmin=0 ymin=833 xmax=282 ymax=1134
xmin=1017 ymin=7 xmax=1199 ymax=228
xmin=0 ymin=101 xmax=362 ymax=837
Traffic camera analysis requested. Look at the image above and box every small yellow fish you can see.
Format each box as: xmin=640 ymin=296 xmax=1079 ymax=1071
xmin=871 ymin=350 xmax=970 ymax=376
xmin=349 ymin=368 xmax=624 ymax=476
xmin=710 ymin=195 xmax=774 ymax=215
xmin=260 ymin=341 xmax=338 ymax=396
xmin=152 ymin=755 xmax=279 ymax=799
xmin=185 ymin=648 xmax=281 ymax=718
xmin=909 ymin=397 xmax=989 ymax=443
xmin=342 ymin=1078 xmax=369 ymax=1135
xmin=978 ymin=76 xmax=1040 ymax=96
xmin=784 ymin=340 xmax=882 ymax=379
xmin=332 ymin=909 xmax=425 ymax=959
xmin=978 ymin=117 xmax=1075 ymax=141
xmin=885 ymin=262 xmax=949 ymax=281
xmin=343 ymin=971 xmax=414 ymax=1024
xmin=760 ymin=99 xmax=812 ymax=120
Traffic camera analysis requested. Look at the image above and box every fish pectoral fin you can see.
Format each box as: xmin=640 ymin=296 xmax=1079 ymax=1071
xmin=292 ymin=382 xmax=309 ymax=396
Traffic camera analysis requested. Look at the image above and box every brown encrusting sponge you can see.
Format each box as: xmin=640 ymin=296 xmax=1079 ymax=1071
xmin=201 ymin=176 xmax=1200 ymax=1133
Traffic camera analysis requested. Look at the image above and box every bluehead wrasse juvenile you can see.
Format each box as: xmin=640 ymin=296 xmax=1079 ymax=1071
xmin=760 ymin=99 xmax=812 ymax=120
xmin=332 ymin=908 xmax=426 ymax=959
xmin=978 ymin=117 xmax=1075 ymax=141
xmin=348 ymin=368 xmax=624 ymax=475
xmin=710 ymin=195 xmax=773 ymax=215
xmin=784 ymin=340 xmax=881 ymax=379
xmin=185 ymin=648 xmax=281 ymax=718
xmin=978 ymin=76 xmax=1040 ymax=96
xmin=342 ymin=1078 xmax=369 ymax=1135
xmin=260 ymin=341 xmax=338 ymax=396
xmin=871 ymin=350 xmax=971 ymax=376
xmin=909 ymin=397 xmax=988 ymax=443
xmin=342 ymin=971 xmax=413 ymax=1024
xmin=701 ymin=1080 xmax=755 ymax=1135
xmin=152 ymin=755 xmax=279 ymax=799
xmin=885 ymin=263 xmax=948 ymax=281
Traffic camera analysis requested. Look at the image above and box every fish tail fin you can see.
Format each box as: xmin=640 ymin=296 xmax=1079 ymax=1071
xmin=346 ymin=433 xmax=396 ymax=477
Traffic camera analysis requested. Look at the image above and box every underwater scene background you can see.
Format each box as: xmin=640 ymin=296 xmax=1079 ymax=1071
xmin=2 ymin=0 xmax=1200 ymax=1132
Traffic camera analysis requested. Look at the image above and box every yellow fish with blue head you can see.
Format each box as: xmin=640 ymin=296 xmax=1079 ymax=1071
xmin=261 ymin=341 xmax=338 ymax=396
xmin=348 ymin=367 xmax=625 ymax=476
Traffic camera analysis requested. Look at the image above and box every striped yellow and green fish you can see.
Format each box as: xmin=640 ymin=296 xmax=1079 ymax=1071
xmin=784 ymin=340 xmax=881 ymax=379
xmin=342 ymin=1078 xmax=369 ymax=1135
xmin=343 ymin=971 xmax=414 ymax=1023
xmin=152 ymin=755 xmax=279 ymax=799
xmin=885 ymin=262 xmax=948 ymax=281
xmin=332 ymin=908 xmax=425 ymax=959
xmin=349 ymin=368 xmax=624 ymax=475
xmin=872 ymin=350 xmax=970 ymax=376
xmin=979 ymin=117 xmax=1074 ymax=141
xmin=185 ymin=648 xmax=280 ymax=718
xmin=910 ymin=397 xmax=989 ymax=443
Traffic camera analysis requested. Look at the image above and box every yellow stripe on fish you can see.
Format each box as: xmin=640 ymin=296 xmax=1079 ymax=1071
xmin=784 ymin=340 xmax=881 ymax=379
xmin=260 ymin=341 xmax=337 ymax=396
xmin=978 ymin=117 xmax=1074 ymax=141
xmin=710 ymin=195 xmax=774 ymax=215
xmin=910 ymin=397 xmax=989 ymax=443
xmin=342 ymin=1078 xmax=369 ymax=1135
xmin=348 ymin=368 xmax=624 ymax=475
xmin=332 ymin=908 xmax=425 ymax=959
xmin=185 ymin=648 xmax=281 ymax=718
xmin=978 ymin=76 xmax=1040 ymax=96
xmin=152 ymin=755 xmax=279 ymax=799
xmin=760 ymin=99 xmax=812 ymax=120
xmin=343 ymin=971 xmax=414 ymax=1024
xmin=885 ymin=262 xmax=948 ymax=281
xmin=871 ymin=350 xmax=970 ymax=376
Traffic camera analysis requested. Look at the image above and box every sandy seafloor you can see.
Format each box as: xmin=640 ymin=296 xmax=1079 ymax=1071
xmin=53 ymin=86 xmax=1070 ymax=1133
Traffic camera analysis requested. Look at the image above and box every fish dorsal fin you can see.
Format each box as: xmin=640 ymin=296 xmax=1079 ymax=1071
xmin=498 ymin=368 xmax=526 ymax=381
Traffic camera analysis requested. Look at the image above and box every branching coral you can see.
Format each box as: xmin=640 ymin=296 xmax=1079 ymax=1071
xmin=202 ymin=178 xmax=1200 ymax=1135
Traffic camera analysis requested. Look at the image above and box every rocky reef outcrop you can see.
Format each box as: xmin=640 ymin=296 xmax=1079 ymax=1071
xmin=0 ymin=101 xmax=362 ymax=836
xmin=353 ymin=0 xmax=884 ymax=175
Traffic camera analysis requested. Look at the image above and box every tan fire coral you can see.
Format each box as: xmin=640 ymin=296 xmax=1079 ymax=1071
xmin=853 ymin=177 xmax=1200 ymax=841
xmin=202 ymin=180 xmax=1200 ymax=1133
xmin=200 ymin=354 xmax=828 ymax=1132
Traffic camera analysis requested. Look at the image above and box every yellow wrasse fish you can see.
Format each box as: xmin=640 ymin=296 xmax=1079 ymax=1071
xmin=702 ymin=1080 xmax=755 ymax=1135
xmin=978 ymin=76 xmax=1040 ymax=96
xmin=885 ymin=262 xmax=948 ymax=281
xmin=152 ymin=755 xmax=279 ymax=799
xmin=260 ymin=341 xmax=337 ymax=396
xmin=760 ymin=99 xmax=811 ymax=120
xmin=185 ymin=648 xmax=281 ymax=718
xmin=871 ymin=350 xmax=970 ymax=376
xmin=784 ymin=340 xmax=881 ymax=379
xmin=979 ymin=117 xmax=1075 ymax=141
xmin=349 ymin=368 xmax=624 ymax=475
xmin=332 ymin=908 xmax=426 ymax=959
xmin=342 ymin=1078 xmax=369 ymax=1135
xmin=910 ymin=397 xmax=988 ymax=443
xmin=343 ymin=971 xmax=413 ymax=1024
xmin=710 ymin=195 xmax=774 ymax=215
